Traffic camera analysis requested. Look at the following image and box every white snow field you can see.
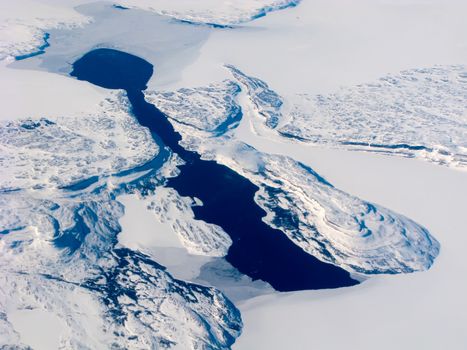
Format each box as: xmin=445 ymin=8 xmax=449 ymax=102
xmin=0 ymin=58 xmax=109 ymax=121
xmin=0 ymin=0 xmax=466 ymax=349
xmin=0 ymin=0 xmax=90 ymax=61
xmin=117 ymin=193 xmax=214 ymax=283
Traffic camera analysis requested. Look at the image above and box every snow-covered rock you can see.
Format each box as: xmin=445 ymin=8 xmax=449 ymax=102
xmin=0 ymin=92 xmax=157 ymax=190
xmin=213 ymin=141 xmax=439 ymax=274
xmin=249 ymin=151 xmax=439 ymax=274
xmin=146 ymin=187 xmax=232 ymax=257
xmin=280 ymin=65 xmax=467 ymax=169
xmin=145 ymin=80 xmax=242 ymax=135
xmin=226 ymin=65 xmax=283 ymax=129
xmin=0 ymin=189 xmax=241 ymax=349
xmin=116 ymin=0 xmax=301 ymax=26
xmin=227 ymin=65 xmax=467 ymax=169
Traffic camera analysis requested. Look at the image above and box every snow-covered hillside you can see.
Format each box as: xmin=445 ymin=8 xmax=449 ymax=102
xmin=0 ymin=93 xmax=242 ymax=349
xmin=0 ymin=189 xmax=241 ymax=349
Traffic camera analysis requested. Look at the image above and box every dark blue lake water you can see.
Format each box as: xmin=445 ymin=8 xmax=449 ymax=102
xmin=71 ymin=48 xmax=357 ymax=291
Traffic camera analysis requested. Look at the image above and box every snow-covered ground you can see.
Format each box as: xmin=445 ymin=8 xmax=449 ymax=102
xmin=232 ymin=134 xmax=467 ymax=349
xmin=117 ymin=193 xmax=213 ymax=282
xmin=116 ymin=0 xmax=301 ymax=26
xmin=0 ymin=92 xmax=157 ymax=190
xmin=1 ymin=0 xmax=466 ymax=349
xmin=146 ymin=80 xmax=242 ymax=135
xmin=0 ymin=0 xmax=90 ymax=61
xmin=0 ymin=1 xmax=164 ymax=62
xmin=179 ymin=0 xmax=467 ymax=93
xmin=0 ymin=59 xmax=109 ymax=121
xmin=169 ymin=0 xmax=467 ymax=169
xmin=1 ymin=158 xmax=241 ymax=349
xmin=228 ymin=64 xmax=467 ymax=169
xmin=8 ymin=309 xmax=68 ymax=350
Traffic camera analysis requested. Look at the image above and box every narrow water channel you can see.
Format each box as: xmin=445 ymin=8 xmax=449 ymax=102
xmin=71 ymin=48 xmax=357 ymax=291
